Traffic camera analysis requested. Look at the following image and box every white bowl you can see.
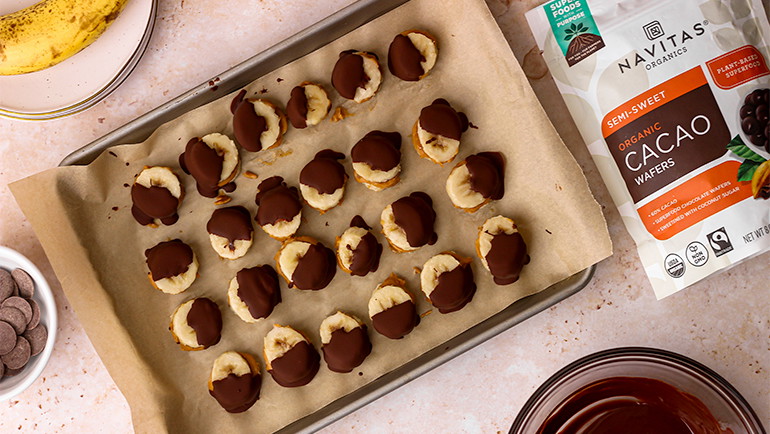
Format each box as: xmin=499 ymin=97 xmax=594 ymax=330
xmin=0 ymin=246 xmax=57 ymax=401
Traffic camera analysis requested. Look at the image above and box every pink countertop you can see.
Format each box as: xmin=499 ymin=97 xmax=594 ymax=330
xmin=0 ymin=0 xmax=767 ymax=432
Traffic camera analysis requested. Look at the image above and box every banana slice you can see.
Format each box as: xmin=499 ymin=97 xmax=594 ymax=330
xmin=388 ymin=30 xmax=439 ymax=81
xmin=368 ymin=274 xmax=419 ymax=339
xmin=381 ymin=192 xmax=437 ymax=253
xmin=476 ymin=216 xmax=529 ymax=285
xmin=320 ymin=312 xmax=371 ymax=373
xmin=206 ymin=206 xmax=254 ymax=259
xmin=232 ymin=95 xmax=288 ymax=152
xmin=420 ymin=251 xmax=476 ymax=314
xmin=335 ymin=216 xmax=382 ymax=276
xmin=263 ymin=324 xmax=320 ymax=387
xmin=169 ymin=298 xmax=222 ymax=351
xmin=445 ymin=152 xmax=505 ymax=213
xmin=351 ymin=131 xmax=403 ymax=191
xmin=228 ymin=265 xmax=281 ymax=323
xmin=179 ymin=133 xmax=240 ymax=198
xmin=255 ymin=176 xmax=303 ymax=240
xmin=412 ymin=99 xmax=468 ymax=165
xmin=145 ymin=239 xmax=198 ymax=294
xmin=208 ymin=351 xmax=261 ymax=413
xmin=331 ymin=51 xmax=382 ymax=103
xmin=275 ymin=236 xmax=336 ymax=290
xmin=299 ymin=150 xmax=348 ymax=213
xmin=131 ymin=166 xmax=184 ymax=227
xmin=287 ymin=82 xmax=331 ymax=128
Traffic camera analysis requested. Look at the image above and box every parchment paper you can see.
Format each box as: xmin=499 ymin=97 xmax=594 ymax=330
xmin=10 ymin=0 xmax=611 ymax=432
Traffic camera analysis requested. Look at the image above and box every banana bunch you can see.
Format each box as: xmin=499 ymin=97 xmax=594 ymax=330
xmin=0 ymin=0 xmax=129 ymax=75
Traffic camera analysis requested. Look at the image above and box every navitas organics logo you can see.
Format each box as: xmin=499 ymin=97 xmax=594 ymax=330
xmin=643 ymin=20 xmax=665 ymax=40
xmin=617 ymin=20 xmax=707 ymax=73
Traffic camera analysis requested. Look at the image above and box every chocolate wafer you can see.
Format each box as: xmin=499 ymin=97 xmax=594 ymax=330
xmin=2 ymin=336 xmax=31 ymax=370
xmin=0 ymin=270 xmax=16 ymax=302
xmin=24 ymin=325 xmax=47 ymax=357
xmin=0 ymin=307 xmax=27 ymax=335
xmin=27 ymin=300 xmax=40 ymax=330
xmin=0 ymin=321 xmax=16 ymax=355
xmin=2 ymin=297 xmax=32 ymax=324
xmin=11 ymin=269 xmax=34 ymax=299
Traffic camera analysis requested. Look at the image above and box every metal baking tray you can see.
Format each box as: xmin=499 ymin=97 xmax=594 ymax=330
xmin=60 ymin=0 xmax=598 ymax=431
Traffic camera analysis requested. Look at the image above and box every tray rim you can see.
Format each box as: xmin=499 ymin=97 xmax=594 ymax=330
xmin=57 ymin=0 xmax=599 ymax=430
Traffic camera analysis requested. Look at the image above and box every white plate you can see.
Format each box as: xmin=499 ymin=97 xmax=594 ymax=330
xmin=0 ymin=0 xmax=156 ymax=121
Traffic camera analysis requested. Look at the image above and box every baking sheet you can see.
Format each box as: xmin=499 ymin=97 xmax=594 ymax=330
xmin=11 ymin=0 xmax=612 ymax=432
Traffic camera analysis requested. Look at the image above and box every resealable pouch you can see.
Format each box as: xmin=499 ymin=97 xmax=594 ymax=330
xmin=527 ymin=0 xmax=770 ymax=298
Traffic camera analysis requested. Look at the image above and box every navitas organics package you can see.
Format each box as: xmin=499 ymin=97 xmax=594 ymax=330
xmin=527 ymin=0 xmax=770 ymax=298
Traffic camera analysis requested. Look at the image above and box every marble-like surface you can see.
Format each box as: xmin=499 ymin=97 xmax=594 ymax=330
xmin=0 ymin=0 xmax=767 ymax=432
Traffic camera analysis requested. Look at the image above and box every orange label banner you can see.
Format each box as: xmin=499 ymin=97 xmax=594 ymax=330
xmin=637 ymin=161 xmax=753 ymax=240
xmin=706 ymin=45 xmax=770 ymax=90
xmin=601 ymin=67 xmax=707 ymax=138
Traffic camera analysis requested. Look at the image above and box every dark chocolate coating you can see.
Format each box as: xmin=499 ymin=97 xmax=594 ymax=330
xmin=287 ymin=85 xmax=309 ymax=129
xmin=428 ymin=260 xmax=476 ymax=314
xmin=236 ymin=265 xmax=281 ymax=320
xmin=348 ymin=232 xmax=382 ymax=277
xmin=186 ymin=298 xmax=222 ymax=348
xmin=145 ymin=239 xmax=193 ymax=281
xmin=130 ymin=179 xmax=181 ymax=226
xmin=255 ymin=176 xmax=302 ymax=226
xmin=485 ymin=231 xmax=529 ymax=285
xmin=179 ymin=137 xmax=225 ymax=198
xmin=371 ymin=300 xmax=419 ymax=339
xmin=233 ymin=98 xmax=268 ymax=152
xmin=322 ymin=326 xmax=372 ymax=373
xmin=290 ymin=242 xmax=336 ymax=290
xmin=331 ymin=51 xmax=373 ymax=100
xmin=206 ymin=206 xmax=253 ymax=250
xmin=464 ymin=152 xmax=505 ymax=200
xmin=388 ymin=34 xmax=426 ymax=81
xmin=391 ymin=192 xmax=438 ymax=248
xmin=351 ymin=131 xmax=402 ymax=172
xmin=418 ymin=99 xmax=468 ymax=140
xmin=299 ymin=150 xmax=347 ymax=195
xmin=210 ymin=372 xmax=261 ymax=413
xmin=538 ymin=377 xmax=725 ymax=434
xmin=269 ymin=341 xmax=320 ymax=387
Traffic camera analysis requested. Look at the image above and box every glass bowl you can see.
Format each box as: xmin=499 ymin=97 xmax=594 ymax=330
xmin=510 ymin=347 xmax=765 ymax=434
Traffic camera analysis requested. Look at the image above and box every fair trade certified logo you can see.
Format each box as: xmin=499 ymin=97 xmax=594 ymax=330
xmin=643 ymin=20 xmax=665 ymax=40
xmin=707 ymin=227 xmax=734 ymax=257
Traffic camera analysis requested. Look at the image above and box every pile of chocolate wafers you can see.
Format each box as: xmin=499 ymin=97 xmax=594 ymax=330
xmin=0 ymin=268 xmax=47 ymax=377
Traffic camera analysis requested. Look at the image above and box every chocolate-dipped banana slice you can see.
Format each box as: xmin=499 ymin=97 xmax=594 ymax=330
xmin=351 ymin=131 xmax=402 ymax=191
xmin=286 ymin=82 xmax=331 ymax=129
xmin=320 ymin=311 xmax=372 ymax=373
xmin=299 ymin=150 xmax=348 ymax=213
xmin=206 ymin=206 xmax=254 ymax=259
xmin=228 ymin=265 xmax=281 ymax=323
xmin=263 ymin=325 xmax=320 ymax=387
xmin=476 ymin=216 xmax=529 ymax=285
xmin=231 ymin=91 xmax=288 ymax=152
xmin=255 ymin=176 xmax=303 ymax=240
xmin=275 ymin=236 xmax=336 ymax=291
xmin=331 ymin=50 xmax=382 ymax=103
xmin=208 ymin=351 xmax=261 ymax=413
xmin=388 ymin=30 xmax=438 ymax=81
xmin=420 ymin=251 xmax=476 ymax=314
xmin=368 ymin=274 xmax=419 ymax=339
xmin=169 ymin=298 xmax=222 ymax=351
xmin=446 ymin=152 xmax=505 ymax=212
xmin=131 ymin=166 xmax=184 ymax=227
xmin=412 ymin=99 xmax=469 ymax=165
xmin=381 ymin=192 xmax=438 ymax=252
xmin=336 ymin=216 xmax=382 ymax=277
xmin=145 ymin=239 xmax=199 ymax=294
xmin=179 ymin=133 xmax=240 ymax=198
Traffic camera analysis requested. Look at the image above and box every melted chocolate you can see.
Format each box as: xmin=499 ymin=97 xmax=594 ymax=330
xmin=206 ymin=206 xmax=253 ymax=250
xmin=371 ymin=301 xmax=419 ymax=339
xmin=465 ymin=152 xmax=505 ymax=200
xmin=388 ymin=34 xmax=425 ymax=81
xmin=269 ymin=341 xmax=320 ymax=387
xmin=331 ymin=51 xmax=372 ymax=100
xmin=230 ymin=89 xmax=247 ymax=114
xmin=179 ymin=137 xmax=225 ymax=198
xmin=391 ymin=192 xmax=438 ymax=248
xmin=236 ymin=265 xmax=281 ymax=319
xmin=210 ymin=372 xmax=261 ymax=413
xmin=429 ymin=261 xmax=476 ymax=313
xmin=233 ymin=98 xmax=268 ymax=152
xmin=131 ymin=182 xmax=180 ymax=226
xmin=351 ymin=131 xmax=402 ymax=172
xmin=418 ymin=99 xmax=468 ymax=140
xmin=299 ymin=150 xmax=347 ymax=194
xmin=538 ymin=377 xmax=727 ymax=434
xmin=145 ymin=239 xmax=193 ymax=281
xmin=286 ymin=85 xmax=309 ymax=129
xmin=290 ymin=242 xmax=336 ymax=290
xmin=322 ymin=326 xmax=372 ymax=373
xmin=255 ymin=176 xmax=302 ymax=226
xmin=486 ymin=231 xmax=529 ymax=285
xmin=186 ymin=298 xmax=222 ymax=348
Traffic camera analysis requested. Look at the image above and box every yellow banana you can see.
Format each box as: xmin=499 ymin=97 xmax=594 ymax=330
xmin=0 ymin=0 xmax=129 ymax=75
